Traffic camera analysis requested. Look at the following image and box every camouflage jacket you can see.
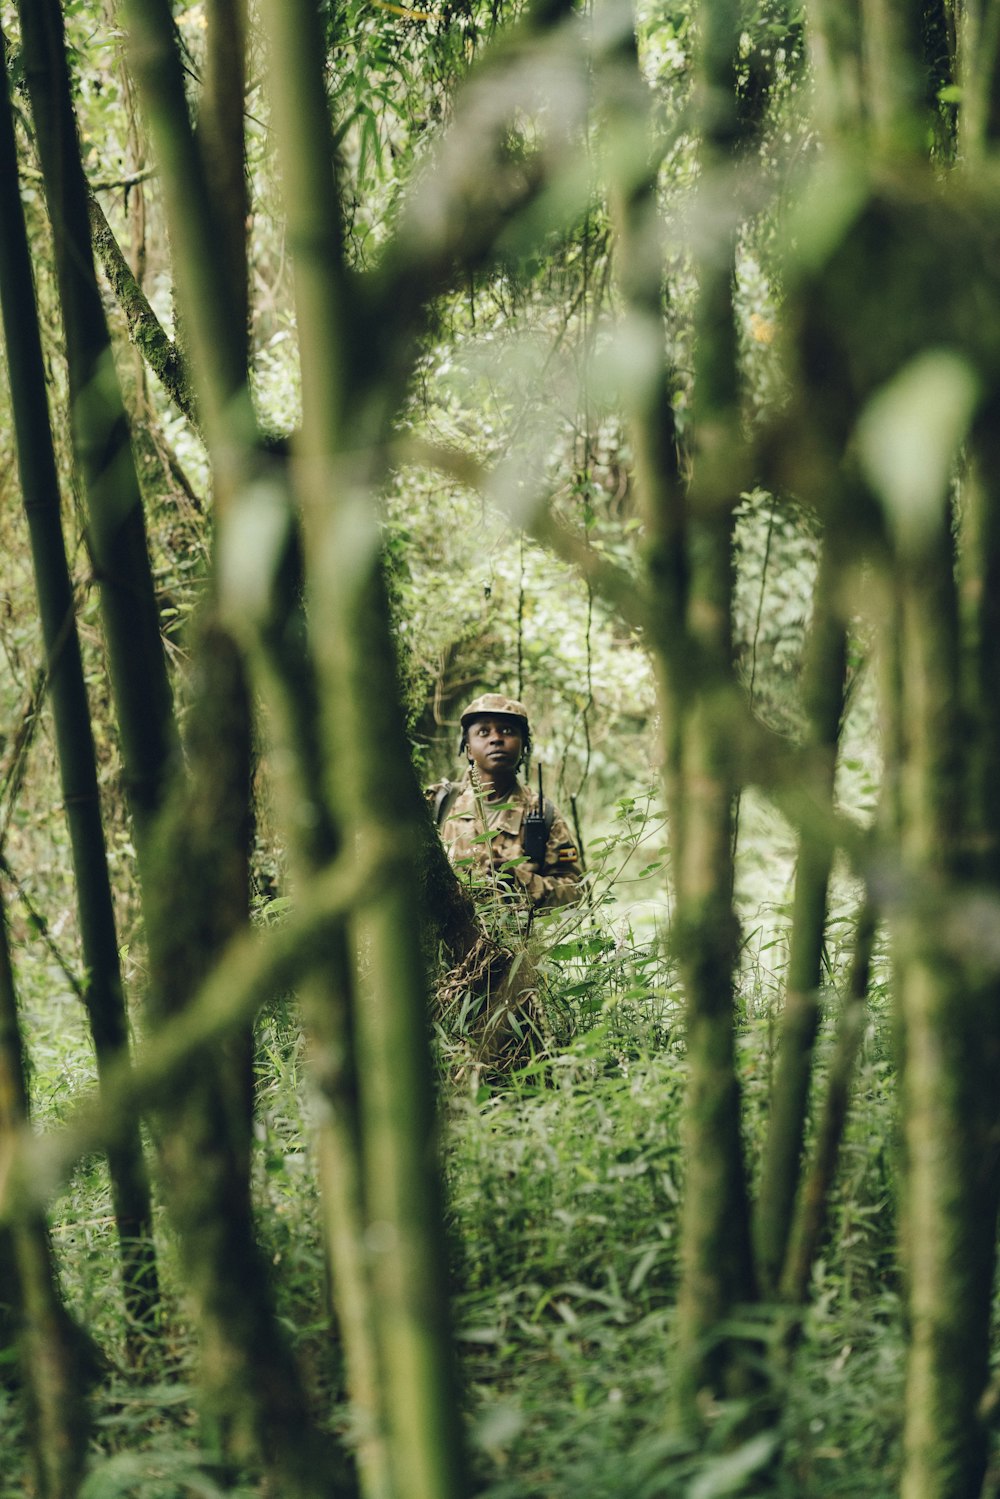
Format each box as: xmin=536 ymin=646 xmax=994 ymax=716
xmin=427 ymin=770 xmax=582 ymax=909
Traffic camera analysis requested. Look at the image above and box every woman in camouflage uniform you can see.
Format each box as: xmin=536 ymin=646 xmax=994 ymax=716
xmin=428 ymin=694 xmax=582 ymax=909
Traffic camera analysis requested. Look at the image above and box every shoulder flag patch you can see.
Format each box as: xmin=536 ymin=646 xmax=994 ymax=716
xmin=556 ymin=846 xmax=578 ymax=863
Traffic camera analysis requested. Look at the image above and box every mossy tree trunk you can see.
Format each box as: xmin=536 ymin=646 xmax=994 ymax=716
xmin=87 ymin=189 xmax=196 ymax=429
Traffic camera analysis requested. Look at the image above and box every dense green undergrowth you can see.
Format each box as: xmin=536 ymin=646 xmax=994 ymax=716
xmin=444 ymin=992 xmax=905 ymax=1499
xmin=0 ymin=920 xmax=924 ymax=1499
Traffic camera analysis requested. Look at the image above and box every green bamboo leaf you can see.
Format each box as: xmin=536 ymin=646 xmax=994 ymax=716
xmin=686 ymin=1432 xmax=778 ymax=1499
xmin=218 ymin=477 xmax=294 ymax=625
xmin=856 ymin=350 xmax=979 ymax=554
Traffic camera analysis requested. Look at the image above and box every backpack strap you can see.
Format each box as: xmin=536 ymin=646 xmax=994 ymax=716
xmin=433 ymin=781 xmax=461 ymax=826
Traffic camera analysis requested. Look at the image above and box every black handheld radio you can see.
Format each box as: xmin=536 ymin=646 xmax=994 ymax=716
xmin=523 ymin=764 xmax=547 ymax=869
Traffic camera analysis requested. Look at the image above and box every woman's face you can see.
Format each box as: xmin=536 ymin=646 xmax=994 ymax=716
xmin=465 ymin=716 xmax=524 ymax=780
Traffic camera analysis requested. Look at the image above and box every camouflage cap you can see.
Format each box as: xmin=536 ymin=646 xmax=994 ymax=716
xmin=459 ymin=693 xmax=530 ymax=732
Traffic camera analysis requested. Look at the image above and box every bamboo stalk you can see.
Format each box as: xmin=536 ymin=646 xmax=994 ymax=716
xmin=109 ymin=3 xmax=347 ymax=1486
xmin=0 ymin=17 xmax=159 ymax=1338
xmin=338 ymin=570 xmax=467 ymax=1499
xmin=255 ymin=543 xmax=389 ymax=1499
xmin=121 ymin=0 xmax=252 ymax=463
xmin=754 ymin=542 xmax=848 ymax=1292
xmin=602 ymin=0 xmax=757 ymax=1418
xmin=141 ymin=620 xmax=341 ymax=1496
xmin=259 ymin=4 xmax=467 ymax=1494
xmin=803 ymin=0 xmax=864 ymax=139
xmin=200 ymin=0 xmax=250 ymax=362
xmin=16 ymin=0 xmax=178 ymax=858
xmin=894 ymin=504 xmax=1000 ymax=1499
xmin=780 ymin=900 xmax=877 ymax=1303
xmin=859 ymin=0 xmax=925 ymax=150
xmin=0 ymin=884 xmax=90 ymax=1499
xmin=669 ymin=0 xmax=759 ymax=1413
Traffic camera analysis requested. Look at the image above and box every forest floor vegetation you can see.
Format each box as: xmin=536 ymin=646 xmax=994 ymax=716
xmin=0 ymin=921 xmax=935 ymax=1499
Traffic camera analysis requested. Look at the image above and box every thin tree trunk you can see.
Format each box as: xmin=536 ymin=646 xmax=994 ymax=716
xmin=120 ymin=5 xmax=355 ymax=1490
xmin=337 ymin=565 xmax=468 ymax=1499
xmin=254 ymin=563 xmax=483 ymax=1495
xmin=119 ymin=0 xmax=258 ymax=1192
xmin=781 ymin=900 xmax=877 ymax=1303
xmin=87 ymin=190 xmax=196 ymax=429
xmin=754 ymin=542 xmax=848 ymax=1292
xmin=860 ymin=0 xmax=926 ymax=149
xmin=256 ymin=535 xmax=388 ymax=1499
xmin=674 ymin=0 xmax=758 ymax=1415
xmin=604 ymin=0 xmax=756 ymax=1418
xmin=0 ymin=18 xmax=158 ymax=1338
xmin=894 ymin=498 xmax=1000 ymax=1499
xmin=954 ymin=0 xmax=1000 ymax=155
xmin=960 ymin=407 xmax=1000 ymax=888
xmin=109 ymin=0 xmax=151 ymax=419
xmin=804 ymin=0 xmax=864 ymax=137
xmin=0 ymin=887 xmax=90 ymax=1499
xmin=144 ymin=620 xmax=341 ymax=1495
xmin=260 ymin=5 xmax=467 ymax=1495
xmin=187 ymin=0 xmax=257 ymax=1185
xmin=672 ymin=514 xmax=757 ymax=1413
xmin=891 ymin=407 xmax=1000 ymax=1499
xmin=17 ymin=0 xmax=178 ymax=860
xmin=199 ymin=0 xmax=250 ymax=360
xmin=121 ymin=0 xmax=252 ymax=457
